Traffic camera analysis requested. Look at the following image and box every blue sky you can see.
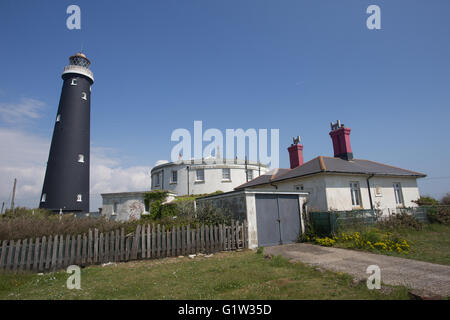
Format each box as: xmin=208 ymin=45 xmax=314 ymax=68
xmin=0 ymin=0 xmax=449 ymax=210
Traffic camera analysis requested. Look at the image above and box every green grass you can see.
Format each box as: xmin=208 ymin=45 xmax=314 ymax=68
xmin=387 ymin=224 xmax=450 ymax=265
xmin=0 ymin=250 xmax=410 ymax=300
xmin=334 ymin=224 xmax=450 ymax=266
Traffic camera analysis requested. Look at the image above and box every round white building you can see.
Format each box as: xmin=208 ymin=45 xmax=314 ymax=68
xmin=151 ymin=159 xmax=270 ymax=195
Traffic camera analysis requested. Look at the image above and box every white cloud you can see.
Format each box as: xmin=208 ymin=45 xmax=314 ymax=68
xmin=90 ymin=147 xmax=151 ymax=210
xmin=0 ymin=127 xmax=151 ymax=212
xmin=0 ymin=98 xmax=46 ymax=124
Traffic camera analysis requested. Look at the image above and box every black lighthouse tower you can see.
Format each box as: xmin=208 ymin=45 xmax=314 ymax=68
xmin=39 ymin=52 xmax=94 ymax=213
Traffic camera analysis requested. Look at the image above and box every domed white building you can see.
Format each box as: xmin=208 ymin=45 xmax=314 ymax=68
xmin=151 ymin=158 xmax=270 ymax=195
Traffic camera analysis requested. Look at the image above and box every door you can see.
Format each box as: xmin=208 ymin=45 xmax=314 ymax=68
xmin=255 ymin=194 xmax=301 ymax=247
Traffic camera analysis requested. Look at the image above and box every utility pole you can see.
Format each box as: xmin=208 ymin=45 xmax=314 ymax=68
xmin=1 ymin=202 xmax=4 ymax=214
xmin=10 ymin=178 xmax=17 ymax=213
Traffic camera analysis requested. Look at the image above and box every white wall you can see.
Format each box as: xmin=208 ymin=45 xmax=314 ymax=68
xmin=245 ymin=173 xmax=422 ymax=214
xmin=102 ymin=192 xmax=146 ymax=221
xmin=152 ymin=161 xmax=269 ymax=196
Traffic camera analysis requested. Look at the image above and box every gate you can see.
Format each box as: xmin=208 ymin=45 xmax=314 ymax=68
xmin=255 ymin=194 xmax=301 ymax=247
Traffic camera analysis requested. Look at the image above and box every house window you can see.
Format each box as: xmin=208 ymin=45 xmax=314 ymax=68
xmin=71 ymin=78 xmax=77 ymax=86
xmin=81 ymin=92 xmax=87 ymax=100
xmin=78 ymin=154 xmax=84 ymax=163
xmin=171 ymin=170 xmax=178 ymax=183
xmin=222 ymin=168 xmax=231 ymax=180
xmin=153 ymin=173 xmax=160 ymax=186
xmin=77 ymin=194 xmax=82 ymax=202
xmin=56 ymin=114 xmax=61 ymax=122
xmin=350 ymin=182 xmax=361 ymax=206
xmin=247 ymin=169 xmax=253 ymax=181
xmin=41 ymin=193 xmax=46 ymax=202
xmin=393 ymin=183 xmax=404 ymax=205
xmin=112 ymin=202 xmax=118 ymax=215
xmin=144 ymin=200 xmax=149 ymax=213
xmin=196 ymin=169 xmax=205 ymax=181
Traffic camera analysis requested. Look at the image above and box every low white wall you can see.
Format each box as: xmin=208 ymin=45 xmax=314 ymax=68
xmin=102 ymin=192 xmax=146 ymax=221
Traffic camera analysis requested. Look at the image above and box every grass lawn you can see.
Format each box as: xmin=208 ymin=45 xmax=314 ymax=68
xmin=0 ymin=250 xmax=410 ymax=300
xmin=387 ymin=224 xmax=450 ymax=266
xmin=334 ymin=224 xmax=450 ymax=266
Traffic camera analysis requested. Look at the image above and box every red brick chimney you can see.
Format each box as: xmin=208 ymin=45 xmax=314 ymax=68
xmin=288 ymin=136 xmax=304 ymax=169
xmin=329 ymin=120 xmax=353 ymax=160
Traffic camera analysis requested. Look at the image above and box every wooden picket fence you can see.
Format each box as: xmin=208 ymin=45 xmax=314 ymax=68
xmin=0 ymin=221 xmax=248 ymax=273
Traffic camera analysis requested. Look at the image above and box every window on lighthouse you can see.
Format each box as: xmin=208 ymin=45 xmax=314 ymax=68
xmin=78 ymin=154 xmax=85 ymax=163
xmin=71 ymin=78 xmax=77 ymax=86
xmin=81 ymin=92 xmax=87 ymax=100
xmin=77 ymin=194 xmax=82 ymax=202
xmin=41 ymin=193 xmax=46 ymax=202
xmin=56 ymin=114 xmax=61 ymax=122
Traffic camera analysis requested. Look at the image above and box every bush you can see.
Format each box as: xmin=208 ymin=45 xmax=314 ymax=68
xmin=413 ymin=196 xmax=439 ymax=206
xmin=313 ymin=229 xmax=411 ymax=254
xmin=0 ymin=208 xmax=125 ymax=241
xmin=441 ymin=193 xmax=450 ymax=205
xmin=160 ymin=203 xmax=178 ymax=218
xmin=196 ymin=202 xmax=233 ymax=225
xmin=426 ymin=206 xmax=450 ymax=225
xmin=377 ymin=212 xmax=423 ymax=231
xmin=149 ymin=200 xmax=163 ymax=219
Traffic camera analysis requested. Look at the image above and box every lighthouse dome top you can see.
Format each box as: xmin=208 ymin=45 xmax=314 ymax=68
xmin=63 ymin=52 xmax=94 ymax=83
xmin=69 ymin=52 xmax=91 ymax=68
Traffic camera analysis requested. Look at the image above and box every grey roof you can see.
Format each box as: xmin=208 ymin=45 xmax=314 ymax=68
xmin=235 ymin=156 xmax=426 ymax=190
xmin=234 ymin=168 xmax=291 ymax=189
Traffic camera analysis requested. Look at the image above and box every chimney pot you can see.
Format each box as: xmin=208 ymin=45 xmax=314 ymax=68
xmin=329 ymin=121 xmax=353 ymax=160
xmin=288 ymin=137 xmax=304 ymax=169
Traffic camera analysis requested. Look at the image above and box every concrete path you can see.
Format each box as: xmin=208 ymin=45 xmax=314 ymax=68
xmin=264 ymin=243 xmax=450 ymax=296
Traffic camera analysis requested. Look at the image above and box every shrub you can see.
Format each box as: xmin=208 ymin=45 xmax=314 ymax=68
xmin=160 ymin=203 xmax=178 ymax=218
xmin=413 ymin=196 xmax=439 ymax=206
xmin=196 ymin=202 xmax=233 ymax=225
xmin=0 ymin=210 xmax=125 ymax=241
xmin=426 ymin=206 xmax=450 ymax=225
xmin=377 ymin=212 xmax=423 ymax=231
xmin=149 ymin=200 xmax=163 ymax=219
xmin=441 ymin=193 xmax=450 ymax=205
xmin=313 ymin=229 xmax=410 ymax=254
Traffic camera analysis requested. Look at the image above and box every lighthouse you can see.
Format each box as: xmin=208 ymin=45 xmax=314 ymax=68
xmin=39 ymin=52 xmax=94 ymax=213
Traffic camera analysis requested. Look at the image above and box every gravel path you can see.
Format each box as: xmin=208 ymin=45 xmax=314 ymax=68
xmin=264 ymin=243 xmax=450 ymax=296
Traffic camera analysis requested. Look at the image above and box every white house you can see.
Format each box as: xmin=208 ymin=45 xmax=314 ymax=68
xmin=151 ymin=158 xmax=270 ymax=196
xmin=100 ymin=158 xmax=269 ymax=221
xmin=197 ymin=121 xmax=426 ymax=249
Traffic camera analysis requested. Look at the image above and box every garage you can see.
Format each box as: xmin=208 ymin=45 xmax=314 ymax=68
xmin=255 ymin=194 xmax=302 ymax=247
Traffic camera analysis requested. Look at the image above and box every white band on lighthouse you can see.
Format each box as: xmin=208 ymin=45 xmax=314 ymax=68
xmin=62 ymin=64 xmax=94 ymax=83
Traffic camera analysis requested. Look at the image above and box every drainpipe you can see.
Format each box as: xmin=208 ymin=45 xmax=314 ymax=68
xmin=367 ymin=174 xmax=375 ymax=210
xmin=186 ymin=165 xmax=190 ymax=195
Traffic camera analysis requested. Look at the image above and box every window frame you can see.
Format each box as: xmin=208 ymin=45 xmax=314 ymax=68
xmin=77 ymin=194 xmax=82 ymax=202
xmin=171 ymin=170 xmax=178 ymax=183
xmin=350 ymin=182 xmax=362 ymax=207
xmin=41 ymin=193 xmax=46 ymax=202
xmin=196 ymin=168 xmax=205 ymax=182
xmin=247 ymin=169 xmax=253 ymax=181
xmin=112 ymin=202 xmax=118 ymax=215
xmin=222 ymin=168 xmax=231 ymax=181
xmin=81 ymin=92 xmax=87 ymax=100
xmin=70 ymin=78 xmax=77 ymax=86
xmin=393 ymin=182 xmax=404 ymax=205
